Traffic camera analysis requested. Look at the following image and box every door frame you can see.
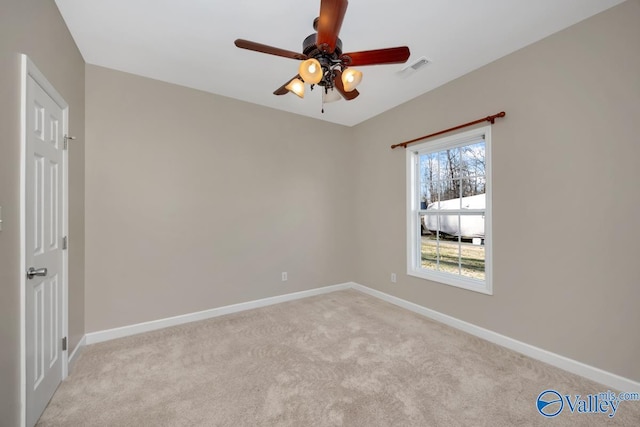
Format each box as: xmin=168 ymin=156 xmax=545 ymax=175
xmin=19 ymin=54 xmax=69 ymax=427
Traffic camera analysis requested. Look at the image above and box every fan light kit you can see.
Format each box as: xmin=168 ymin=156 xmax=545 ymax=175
xmin=235 ymin=0 xmax=410 ymax=112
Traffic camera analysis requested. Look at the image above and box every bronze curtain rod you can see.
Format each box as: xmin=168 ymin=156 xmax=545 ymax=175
xmin=391 ymin=111 xmax=506 ymax=149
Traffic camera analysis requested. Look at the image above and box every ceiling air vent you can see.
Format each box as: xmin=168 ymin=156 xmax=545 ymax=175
xmin=397 ymin=56 xmax=430 ymax=79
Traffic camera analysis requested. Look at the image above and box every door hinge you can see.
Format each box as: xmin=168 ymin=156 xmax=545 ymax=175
xmin=63 ymin=135 xmax=76 ymax=150
xmin=62 ymin=236 xmax=68 ymax=250
xmin=62 ymin=337 xmax=67 ymax=351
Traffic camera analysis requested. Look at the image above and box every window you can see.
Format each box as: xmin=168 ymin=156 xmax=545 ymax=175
xmin=406 ymin=125 xmax=492 ymax=294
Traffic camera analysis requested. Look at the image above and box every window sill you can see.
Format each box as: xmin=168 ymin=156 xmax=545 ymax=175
xmin=407 ymin=269 xmax=493 ymax=295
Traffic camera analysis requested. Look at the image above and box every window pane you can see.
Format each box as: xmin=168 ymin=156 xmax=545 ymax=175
xmin=459 ymin=214 xmax=485 ymax=240
xmin=419 ymin=153 xmax=438 ymax=207
xmin=461 ymin=141 xmax=485 ymax=178
xmin=420 ymin=214 xmax=444 ymax=271
xmin=420 ymin=214 xmax=463 ymax=274
xmin=437 ymin=240 xmax=462 ymax=275
xmin=421 ymin=234 xmax=439 ymax=271
xmin=435 ymin=215 xmax=461 ymax=274
xmin=438 ymin=148 xmax=460 ymax=182
xmin=437 ymin=213 xmax=461 ymax=238
xmin=419 ymin=213 xmax=434 ymax=236
xmin=460 ymin=241 xmax=485 ymax=280
xmin=461 ymin=176 xmax=486 ymax=198
xmin=437 ymin=180 xmax=461 ymax=209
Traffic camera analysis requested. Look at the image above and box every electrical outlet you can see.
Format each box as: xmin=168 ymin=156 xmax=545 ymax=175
xmin=391 ymin=273 xmax=397 ymax=283
xmin=282 ymin=272 xmax=288 ymax=281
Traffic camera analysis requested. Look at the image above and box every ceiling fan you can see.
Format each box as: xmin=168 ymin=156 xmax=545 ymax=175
xmin=234 ymin=0 xmax=410 ymax=106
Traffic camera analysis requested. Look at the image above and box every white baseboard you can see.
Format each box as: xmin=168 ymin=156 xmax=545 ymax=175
xmin=350 ymin=282 xmax=640 ymax=393
xmin=85 ymin=283 xmax=351 ymax=345
xmin=82 ymin=281 xmax=639 ymax=393
xmin=67 ymin=335 xmax=86 ymax=374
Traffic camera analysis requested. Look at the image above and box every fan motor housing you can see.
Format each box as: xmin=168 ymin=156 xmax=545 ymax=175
xmin=302 ymin=33 xmax=343 ymax=58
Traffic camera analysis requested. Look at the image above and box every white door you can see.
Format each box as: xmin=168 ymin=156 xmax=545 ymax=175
xmin=24 ymin=66 xmax=66 ymax=427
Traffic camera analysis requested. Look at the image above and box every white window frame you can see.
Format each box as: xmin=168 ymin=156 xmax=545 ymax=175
xmin=406 ymin=125 xmax=492 ymax=295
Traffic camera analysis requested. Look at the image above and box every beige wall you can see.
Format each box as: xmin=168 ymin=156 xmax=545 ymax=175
xmin=352 ymin=0 xmax=640 ymax=382
xmin=0 ymin=0 xmax=85 ymax=425
xmin=84 ymin=65 xmax=355 ymax=332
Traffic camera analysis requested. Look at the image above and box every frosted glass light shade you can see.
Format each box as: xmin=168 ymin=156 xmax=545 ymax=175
xmin=299 ymin=58 xmax=323 ymax=84
xmin=285 ymin=78 xmax=305 ymax=98
xmin=323 ymin=88 xmax=341 ymax=103
xmin=341 ymin=68 xmax=363 ymax=92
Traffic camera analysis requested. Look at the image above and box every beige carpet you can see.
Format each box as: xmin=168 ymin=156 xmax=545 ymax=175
xmin=38 ymin=290 xmax=639 ymax=426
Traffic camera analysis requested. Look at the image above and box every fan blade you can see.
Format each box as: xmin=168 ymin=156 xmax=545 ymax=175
xmin=341 ymin=46 xmax=410 ymax=66
xmin=333 ymin=70 xmax=359 ymax=101
xmin=316 ymin=0 xmax=348 ymax=53
xmin=235 ymin=39 xmax=307 ymax=61
xmin=274 ymin=75 xmax=301 ymax=95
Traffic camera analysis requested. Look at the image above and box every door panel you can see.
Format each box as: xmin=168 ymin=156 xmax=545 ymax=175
xmin=25 ymin=75 xmax=65 ymax=427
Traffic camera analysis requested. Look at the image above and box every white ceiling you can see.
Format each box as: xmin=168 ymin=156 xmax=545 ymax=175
xmin=55 ymin=0 xmax=624 ymax=127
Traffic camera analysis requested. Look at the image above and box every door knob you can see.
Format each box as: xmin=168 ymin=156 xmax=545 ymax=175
xmin=27 ymin=267 xmax=47 ymax=279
